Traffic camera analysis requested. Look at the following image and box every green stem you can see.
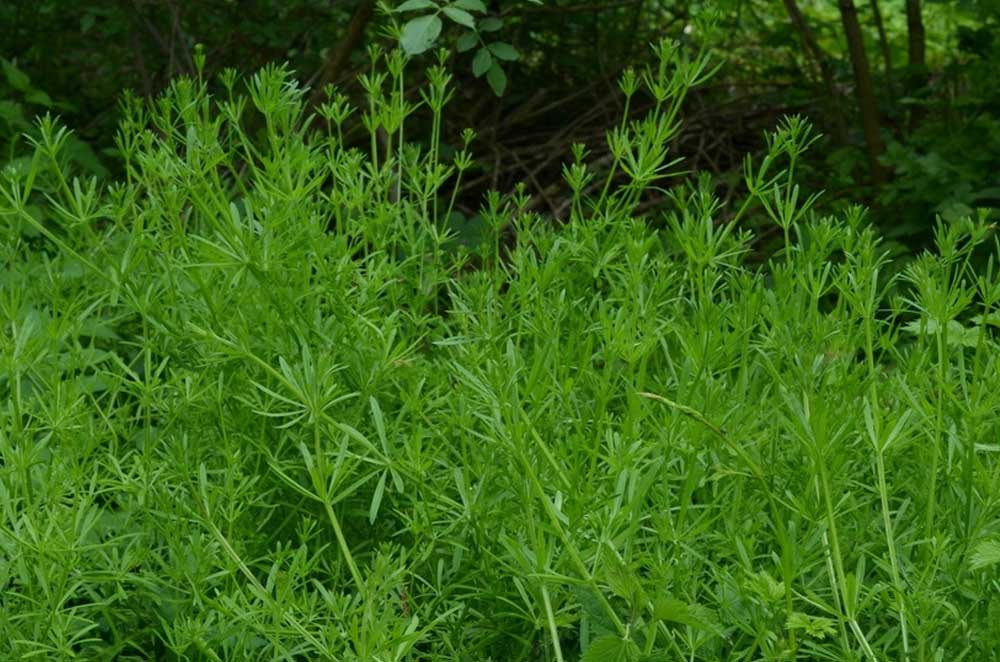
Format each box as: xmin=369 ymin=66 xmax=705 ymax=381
xmin=541 ymin=584 xmax=565 ymax=662
xmin=312 ymin=421 xmax=366 ymax=595
xmin=924 ymin=328 xmax=946 ymax=541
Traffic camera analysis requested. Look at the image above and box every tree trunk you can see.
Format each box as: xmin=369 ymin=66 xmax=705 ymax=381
xmin=868 ymin=0 xmax=894 ymax=94
xmin=838 ymin=0 xmax=888 ymax=186
xmin=906 ymin=0 xmax=926 ymax=69
xmin=905 ymin=0 xmax=927 ymax=127
xmin=782 ymin=0 xmax=848 ymax=145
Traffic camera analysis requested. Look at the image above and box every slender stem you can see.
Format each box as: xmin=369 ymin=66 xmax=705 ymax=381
xmin=819 ymin=461 xmax=877 ymax=661
xmin=924 ymin=328 xmax=946 ymax=541
xmin=864 ymin=309 xmax=910 ymax=660
xmin=541 ymin=584 xmax=565 ymax=662
xmin=508 ymin=422 xmax=627 ymax=637
xmin=312 ymin=421 xmax=366 ymax=595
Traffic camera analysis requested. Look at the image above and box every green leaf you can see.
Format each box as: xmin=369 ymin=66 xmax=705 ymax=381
xmin=488 ymin=41 xmax=519 ymax=61
xmin=80 ymin=13 xmax=97 ymax=32
xmin=76 ymin=317 xmax=120 ymax=340
xmin=401 ymin=15 xmax=443 ymax=55
xmin=442 ymin=6 xmax=476 ymax=28
xmin=902 ymin=317 xmax=942 ymax=335
xmin=472 ymin=47 xmax=493 ymax=77
xmin=479 ymin=17 xmax=503 ymax=32
xmin=902 ymin=317 xmax=980 ymax=348
xmin=603 ymin=554 xmax=645 ymax=603
xmin=24 ymin=90 xmax=54 ymax=107
xmin=65 ymin=138 xmax=109 ymax=178
xmin=457 ymin=31 xmax=478 ymax=53
xmin=486 ymin=61 xmax=507 ymax=96
xmin=786 ymin=611 xmax=837 ymax=640
xmin=369 ymin=396 xmax=389 ymax=450
xmin=0 ymin=100 xmax=28 ymax=128
xmin=582 ymin=635 xmax=640 ymax=662
xmin=451 ymin=0 xmax=487 ymax=11
xmin=369 ymin=471 xmax=388 ymax=524
xmin=572 ymin=586 xmax=617 ymax=640
xmin=971 ymin=313 xmax=1000 ymax=328
xmin=395 ymin=0 xmax=437 ymax=12
xmin=1 ymin=59 xmax=31 ymax=92
xmin=969 ymin=538 xmax=1000 ymax=570
xmin=652 ymin=596 xmax=721 ymax=634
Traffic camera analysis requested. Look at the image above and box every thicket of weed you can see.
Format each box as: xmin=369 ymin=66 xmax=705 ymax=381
xmin=2 ymin=43 xmax=999 ymax=661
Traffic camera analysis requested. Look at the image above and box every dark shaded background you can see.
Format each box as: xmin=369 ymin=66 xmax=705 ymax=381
xmin=2 ymin=0 xmax=999 ymax=256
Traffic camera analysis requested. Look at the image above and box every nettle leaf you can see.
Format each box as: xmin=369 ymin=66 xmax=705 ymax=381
xmin=488 ymin=41 xmax=519 ymax=61
xmin=902 ymin=317 xmax=980 ymax=348
xmin=786 ymin=611 xmax=838 ymax=640
xmin=573 ymin=586 xmax=617 ymax=638
xmin=395 ymin=0 xmax=437 ymax=12
xmin=479 ymin=17 xmax=503 ymax=32
xmin=969 ymin=538 xmax=1000 ymax=571
xmin=604 ymin=554 xmax=645 ymax=603
xmin=472 ymin=47 xmax=493 ymax=77
xmin=971 ymin=312 xmax=1000 ymax=328
xmin=443 ymin=6 xmax=476 ymax=28
xmin=401 ymin=15 xmax=443 ymax=55
xmin=451 ymin=0 xmax=487 ymax=11
xmin=652 ymin=596 xmax=721 ymax=634
xmin=582 ymin=635 xmax=640 ymax=662
xmin=457 ymin=31 xmax=478 ymax=53
xmin=486 ymin=62 xmax=507 ymax=96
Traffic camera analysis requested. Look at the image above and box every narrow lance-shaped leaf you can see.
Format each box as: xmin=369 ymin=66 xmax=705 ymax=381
xmin=369 ymin=471 xmax=388 ymax=523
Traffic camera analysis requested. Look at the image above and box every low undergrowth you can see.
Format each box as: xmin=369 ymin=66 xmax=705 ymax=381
xmin=2 ymin=44 xmax=999 ymax=661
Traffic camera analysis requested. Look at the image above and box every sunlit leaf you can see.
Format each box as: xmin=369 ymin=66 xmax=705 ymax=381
xmin=442 ymin=6 xmax=476 ymax=28
xmin=395 ymin=0 xmax=436 ymax=12
xmin=401 ymin=15 xmax=443 ymax=55
xmin=451 ymin=0 xmax=487 ymax=11
xmin=970 ymin=539 xmax=1000 ymax=570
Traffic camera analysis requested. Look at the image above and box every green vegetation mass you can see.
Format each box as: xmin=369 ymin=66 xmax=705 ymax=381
xmin=2 ymin=1 xmax=1000 ymax=660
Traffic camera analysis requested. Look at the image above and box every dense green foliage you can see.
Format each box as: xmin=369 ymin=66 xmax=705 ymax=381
xmin=2 ymin=43 xmax=1000 ymax=660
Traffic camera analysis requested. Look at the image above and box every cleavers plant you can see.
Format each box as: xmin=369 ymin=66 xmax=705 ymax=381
xmin=2 ymin=38 xmax=1000 ymax=661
